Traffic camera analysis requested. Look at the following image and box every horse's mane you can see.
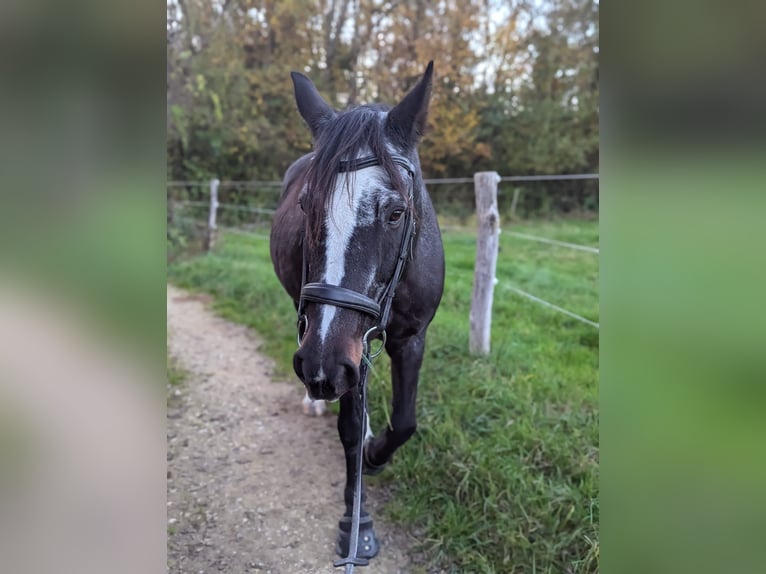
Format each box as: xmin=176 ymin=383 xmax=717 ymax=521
xmin=303 ymin=104 xmax=409 ymax=245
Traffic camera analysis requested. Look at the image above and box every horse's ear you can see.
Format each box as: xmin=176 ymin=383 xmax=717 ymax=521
xmin=386 ymin=61 xmax=434 ymax=149
xmin=291 ymin=71 xmax=336 ymax=138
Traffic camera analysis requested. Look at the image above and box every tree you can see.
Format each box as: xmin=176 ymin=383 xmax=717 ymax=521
xmin=167 ymin=0 xmax=599 ymax=188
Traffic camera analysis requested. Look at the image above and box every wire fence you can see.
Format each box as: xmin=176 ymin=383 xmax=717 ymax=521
xmin=167 ymin=173 xmax=598 ymax=331
xmin=503 ymin=285 xmax=599 ymax=329
xmin=504 ymin=231 xmax=599 ymax=254
xmin=168 ymin=172 xmax=599 ymax=221
xmin=168 ymin=173 xmax=600 ymax=187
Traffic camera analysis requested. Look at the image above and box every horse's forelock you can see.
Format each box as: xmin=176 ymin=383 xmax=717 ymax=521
xmin=303 ymin=105 xmax=410 ymax=247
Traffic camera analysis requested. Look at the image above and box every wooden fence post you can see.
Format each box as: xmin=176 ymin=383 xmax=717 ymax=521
xmin=469 ymin=171 xmax=501 ymax=355
xmin=205 ymin=178 xmax=220 ymax=252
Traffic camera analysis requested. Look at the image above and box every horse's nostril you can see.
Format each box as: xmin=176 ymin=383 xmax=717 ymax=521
xmin=340 ymin=357 xmax=360 ymax=389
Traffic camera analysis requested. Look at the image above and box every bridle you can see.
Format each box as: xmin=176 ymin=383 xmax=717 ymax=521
xmin=294 ymin=152 xmax=417 ymax=572
xmin=296 ymin=152 xmax=417 ymax=357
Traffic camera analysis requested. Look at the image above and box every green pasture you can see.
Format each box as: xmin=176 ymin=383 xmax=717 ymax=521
xmin=168 ymin=219 xmax=599 ymax=573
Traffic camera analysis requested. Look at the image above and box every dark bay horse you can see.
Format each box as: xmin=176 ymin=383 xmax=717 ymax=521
xmin=269 ymin=62 xmax=444 ymax=561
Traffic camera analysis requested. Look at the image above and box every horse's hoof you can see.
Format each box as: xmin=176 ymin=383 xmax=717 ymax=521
xmin=336 ymin=515 xmax=380 ymax=559
xmin=362 ymin=441 xmax=387 ymax=476
xmin=302 ymin=393 xmax=327 ymax=416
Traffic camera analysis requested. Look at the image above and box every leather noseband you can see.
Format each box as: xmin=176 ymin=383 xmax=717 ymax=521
xmin=300 ymin=283 xmax=381 ymax=319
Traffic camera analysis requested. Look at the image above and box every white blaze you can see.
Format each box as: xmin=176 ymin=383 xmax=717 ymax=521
xmin=318 ymin=167 xmax=381 ymax=344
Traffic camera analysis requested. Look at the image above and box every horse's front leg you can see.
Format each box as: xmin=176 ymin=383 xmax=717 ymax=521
xmin=363 ymin=333 xmax=425 ymax=474
xmin=336 ymin=392 xmax=380 ymax=559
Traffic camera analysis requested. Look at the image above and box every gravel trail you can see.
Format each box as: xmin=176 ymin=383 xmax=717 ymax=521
xmin=167 ymin=284 xmax=419 ymax=574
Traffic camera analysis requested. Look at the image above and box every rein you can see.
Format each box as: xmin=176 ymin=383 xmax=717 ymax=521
xmin=295 ymin=153 xmax=416 ymax=572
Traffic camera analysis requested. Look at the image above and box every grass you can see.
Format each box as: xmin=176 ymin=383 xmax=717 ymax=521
xmin=168 ymin=219 xmax=598 ymax=573
xmin=167 ymin=355 xmax=188 ymax=387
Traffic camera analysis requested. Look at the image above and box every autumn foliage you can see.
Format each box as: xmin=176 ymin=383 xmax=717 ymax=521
xmin=167 ymin=0 xmax=598 ymax=184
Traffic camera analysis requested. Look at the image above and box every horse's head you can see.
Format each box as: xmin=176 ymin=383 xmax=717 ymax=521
xmin=290 ymin=63 xmax=434 ymax=402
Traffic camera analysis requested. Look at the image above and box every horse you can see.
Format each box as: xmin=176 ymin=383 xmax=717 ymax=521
xmin=269 ymin=62 xmax=445 ymax=562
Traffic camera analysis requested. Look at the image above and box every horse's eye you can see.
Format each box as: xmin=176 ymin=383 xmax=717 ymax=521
xmin=389 ymin=209 xmax=404 ymax=224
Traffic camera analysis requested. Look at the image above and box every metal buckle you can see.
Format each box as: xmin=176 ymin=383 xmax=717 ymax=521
xmin=297 ymin=314 xmax=308 ymax=346
xmin=362 ymin=326 xmax=386 ymax=359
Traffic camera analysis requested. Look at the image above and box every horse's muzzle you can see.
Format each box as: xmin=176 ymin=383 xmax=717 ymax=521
xmin=293 ymin=348 xmax=360 ymax=401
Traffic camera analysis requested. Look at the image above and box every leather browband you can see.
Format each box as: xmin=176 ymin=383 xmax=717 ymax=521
xmin=338 ymin=154 xmax=415 ymax=180
xmin=301 ymin=283 xmax=381 ymax=319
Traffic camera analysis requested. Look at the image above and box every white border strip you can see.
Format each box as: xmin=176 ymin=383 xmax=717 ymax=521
xmin=506 ymin=231 xmax=599 ymax=254
xmin=504 ymin=285 xmax=599 ymax=329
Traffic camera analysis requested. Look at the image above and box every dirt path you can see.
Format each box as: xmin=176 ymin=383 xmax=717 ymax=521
xmin=167 ymin=285 xmax=420 ymax=574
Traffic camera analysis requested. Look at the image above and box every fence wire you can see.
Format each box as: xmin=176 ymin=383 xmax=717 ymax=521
xmin=503 ymin=285 xmax=599 ymax=329
xmin=168 ymin=174 xmax=598 ymax=330
xmin=505 ymin=231 xmax=599 ymax=253
xmin=170 ymin=173 xmax=598 ymax=188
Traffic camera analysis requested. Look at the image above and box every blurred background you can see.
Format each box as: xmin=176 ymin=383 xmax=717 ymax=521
xmin=0 ymin=2 xmax=166 ymax=573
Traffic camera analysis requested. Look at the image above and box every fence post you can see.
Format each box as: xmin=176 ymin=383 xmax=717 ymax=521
xmin=205 ymin=178 xmax=220 ymax=252
xmin=469 ymin=171 xmax=501 ymax=355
